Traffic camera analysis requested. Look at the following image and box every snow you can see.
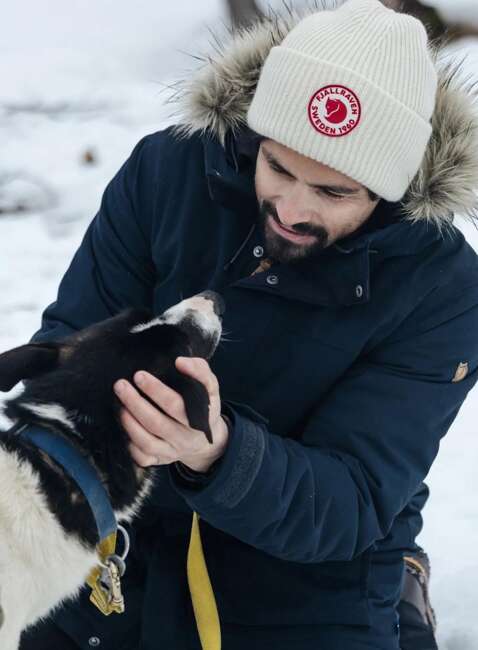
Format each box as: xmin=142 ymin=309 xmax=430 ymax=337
xmin=430 ymin=0 xmax=478 ymax=25
xmin=0 ymin=1 xmax=477 ymax=647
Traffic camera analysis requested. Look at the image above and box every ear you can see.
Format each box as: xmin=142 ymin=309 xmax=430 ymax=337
xmin=0 ymin=343 xmax=60 ymax=392
xmin=160 ymin=366 xmax=213 ymax=443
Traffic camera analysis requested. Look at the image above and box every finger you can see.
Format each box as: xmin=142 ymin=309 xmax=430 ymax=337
xmin=114 ymin=379 xmax=178 ymax=440
xmin=175 ymin=357 xmax=220 ymax=400
xmin=133 ymin=370 xmax=189 ymax=426
xmin=128 ymin=441 xmax=168 ymax=468
xmin=120 ymin=407 xmax=177 ymax=460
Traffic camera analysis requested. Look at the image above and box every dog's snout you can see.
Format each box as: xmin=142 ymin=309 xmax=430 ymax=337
xmin=197 ymin=290 xmax=226 ymax=316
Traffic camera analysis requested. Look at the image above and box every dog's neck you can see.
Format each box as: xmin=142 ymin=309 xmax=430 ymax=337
xmin=3 ymin=394 xmax=150 ymax=518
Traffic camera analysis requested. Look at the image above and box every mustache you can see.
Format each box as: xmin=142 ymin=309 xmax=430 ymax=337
xmin=260 ymin=200 xmax=327 ymax=240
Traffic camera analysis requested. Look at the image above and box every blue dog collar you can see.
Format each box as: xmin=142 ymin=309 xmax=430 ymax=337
xmin=18 ymin=424 xmax=117 ymax=542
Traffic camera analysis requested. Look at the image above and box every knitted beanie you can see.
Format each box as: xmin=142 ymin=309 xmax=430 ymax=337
xmin=246 ymin=0 xmax=438 ymax=202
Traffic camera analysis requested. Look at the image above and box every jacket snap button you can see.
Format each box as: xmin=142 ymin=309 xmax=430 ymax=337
xmin=266 ymin=274 xmax=279 ymax=286
xmin=88 ymin=637 xmax=101 ymax=647
xmin=355 ymin=284 xmax=363 ymax=298
xmin=253 ymin=246 xmax=264 ymax=258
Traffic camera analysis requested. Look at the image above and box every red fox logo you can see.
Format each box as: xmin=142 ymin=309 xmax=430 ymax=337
xmin=325 ymin=98 xmax=348 ymax=124
xmin=308 ymin=84 xmax=362 ymax=138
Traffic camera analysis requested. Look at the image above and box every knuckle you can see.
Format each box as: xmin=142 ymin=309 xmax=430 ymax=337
xmin=122 ymin=409 xmax=133 ymax=425
xmin=174 ymin=438 xmax=186 ymax=454
xmin=169 ymin=395 xmax=184 ymax=413
xmin=146 ymin=414 xmax=161 ymax=435
xmin=192 ymin=357 xmax=205 ymax=371
xmin=193 ymin=440 xmax=204 ymax=455
xmin=206 ymin=375 xmax=217 ymax=394
xmin=132 ymin=448 xmax=146 ymax=467
xmin=187 ymin=435 xmax=202 ymax=454
xmin=208 ymin=376 xmax=217 ymax=392
xmin=120 ymin=412 xmax=134 ymax=432
xmin=144 ymin=440 xmax=158 ymax=457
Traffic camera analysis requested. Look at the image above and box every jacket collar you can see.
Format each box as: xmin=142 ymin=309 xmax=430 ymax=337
xmin=244 ymin=220 xmax=443 ymax=308
xmin=204 ymin=129 xmax=258 ymax=212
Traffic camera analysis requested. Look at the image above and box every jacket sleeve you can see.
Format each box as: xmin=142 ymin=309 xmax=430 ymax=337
xmin=168 ymin=283 xmax=478 ymax=563
xmin=29 ymin=132 xmax=160 ymax=344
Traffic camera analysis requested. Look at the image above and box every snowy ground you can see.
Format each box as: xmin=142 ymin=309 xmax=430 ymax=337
xmin=1 ymin=1 xmax=477 ymax=647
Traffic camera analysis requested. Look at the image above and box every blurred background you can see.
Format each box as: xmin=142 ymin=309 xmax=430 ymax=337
xmin=1 ymin=1 xmax=477 ymax=646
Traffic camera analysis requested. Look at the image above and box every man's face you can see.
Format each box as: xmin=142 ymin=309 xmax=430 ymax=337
xmin=254 ymin=139 xmax=380 ymax=264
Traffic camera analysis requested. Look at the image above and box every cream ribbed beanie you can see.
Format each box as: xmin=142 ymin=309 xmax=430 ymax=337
xmin=246 ymin=0 xmax=438 ymax=202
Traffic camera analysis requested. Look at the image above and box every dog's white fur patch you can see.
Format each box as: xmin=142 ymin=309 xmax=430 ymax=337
xmin=0 ymin=440 xmax=154 ymax=649
xmin=115 ymin=470 xmax=154 ymax=523
xmin=131 ymin=316 xmax=163 ymax=333
xmin=0 ymin=447 xmax=97 ymax=648
xmin=20 ymin=402 xmax=77 ymax=433
xmin=131 ymin=295 xmax=221 ymax=340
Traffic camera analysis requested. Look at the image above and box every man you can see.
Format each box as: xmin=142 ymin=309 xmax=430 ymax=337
xmin=19 ymin=0 xmax=478 ymax=648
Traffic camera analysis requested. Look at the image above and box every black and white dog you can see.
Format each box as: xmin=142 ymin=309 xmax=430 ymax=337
xmin=0 ymin=290 xmax=224 ymax=650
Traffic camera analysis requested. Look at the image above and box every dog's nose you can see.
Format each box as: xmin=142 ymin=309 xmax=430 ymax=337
xmin=197 ymin=290 xmax=226 ymax=316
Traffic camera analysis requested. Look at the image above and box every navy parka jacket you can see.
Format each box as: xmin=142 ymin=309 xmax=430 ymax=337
xmin=28 ymin=10 xmax=478 ymax=650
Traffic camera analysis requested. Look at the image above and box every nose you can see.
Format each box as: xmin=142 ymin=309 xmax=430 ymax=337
xmin=276 ymin=206 xmax=308 ymax=231
xmin=276 ymin=191 xmax=316 ymax=230
xmin=197 ymin=290 xmax=226 ymax=316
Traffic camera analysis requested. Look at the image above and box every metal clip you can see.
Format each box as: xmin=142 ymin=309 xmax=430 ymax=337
xmin=106 ymin=558 xmax=125 ymax=613
xmin=89 ymin=576 xmax=115 ymax=616
xmin=88 ymin=525 xmax=130 ymax=616
xmin=89 ymin=558 xmax=125 ymax=615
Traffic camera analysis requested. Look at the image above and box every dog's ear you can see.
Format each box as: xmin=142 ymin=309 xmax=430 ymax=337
xmin=0 ymin=343 xmax=60 ymax=391
xmin=160 ymin=365 xmax=213 ymax=444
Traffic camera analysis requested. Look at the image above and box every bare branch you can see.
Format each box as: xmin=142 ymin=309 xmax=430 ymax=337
xmin=225 ymin=0 xmax=265 ymax=31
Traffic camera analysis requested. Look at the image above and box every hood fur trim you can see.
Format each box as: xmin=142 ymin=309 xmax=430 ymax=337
xmin=164 ymin=2 xmax=478 ymax=231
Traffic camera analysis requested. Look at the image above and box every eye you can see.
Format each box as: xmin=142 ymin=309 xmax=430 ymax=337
xmin=267 ymin=157 xmax=346 ymax=200
xmin=319 ymin=189 xmax=346 ymax=201
xmin=269 ymin=160 xmax=290 ymax=177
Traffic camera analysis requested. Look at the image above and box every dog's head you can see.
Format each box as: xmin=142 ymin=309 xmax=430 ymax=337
xmin=0 ymin=290 xmax=225 ymax=448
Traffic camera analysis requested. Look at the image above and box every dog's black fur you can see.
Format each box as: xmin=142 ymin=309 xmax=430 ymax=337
xmin=0 ymin=300 xmax=221 ymax=550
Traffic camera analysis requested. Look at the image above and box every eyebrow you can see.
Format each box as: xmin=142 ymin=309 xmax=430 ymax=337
xmin=262 ymin=147 xmax=362 ymax=195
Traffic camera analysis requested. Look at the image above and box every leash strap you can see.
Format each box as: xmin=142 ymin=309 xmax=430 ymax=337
xmin=187 ymin=511 xmax=221 ymax=650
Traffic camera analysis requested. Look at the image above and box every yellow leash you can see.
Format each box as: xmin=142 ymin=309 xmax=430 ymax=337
xmin=187 ymin=511 xmax=221 ymax=649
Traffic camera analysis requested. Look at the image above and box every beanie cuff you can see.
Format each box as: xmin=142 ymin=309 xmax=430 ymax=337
xmin=247 ymin=46 xmax=433 ymax=202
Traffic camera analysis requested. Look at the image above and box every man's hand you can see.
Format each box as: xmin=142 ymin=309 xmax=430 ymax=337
xmin=113 ymin=356 xmax=229 ymax=472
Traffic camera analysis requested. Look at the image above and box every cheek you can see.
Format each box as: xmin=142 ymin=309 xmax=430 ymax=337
xmin=255 ymin=163 xmax=283 ymax=202
xmin=345 ymin=205 xmax=371 ymax=232
xmin=325 ymin=204 xmax=368 ymax=238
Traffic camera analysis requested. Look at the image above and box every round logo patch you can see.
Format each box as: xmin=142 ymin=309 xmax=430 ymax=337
xmin=308 ymin=85 xmax=362 ymax=138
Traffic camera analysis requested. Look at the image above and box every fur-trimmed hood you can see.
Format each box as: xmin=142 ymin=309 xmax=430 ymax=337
xmin=165 ymin=2 xmax=478 ymax=231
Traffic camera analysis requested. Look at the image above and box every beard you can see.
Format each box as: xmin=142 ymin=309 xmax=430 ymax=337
xmin=257 ymin=199 xmax=329 ymax=265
